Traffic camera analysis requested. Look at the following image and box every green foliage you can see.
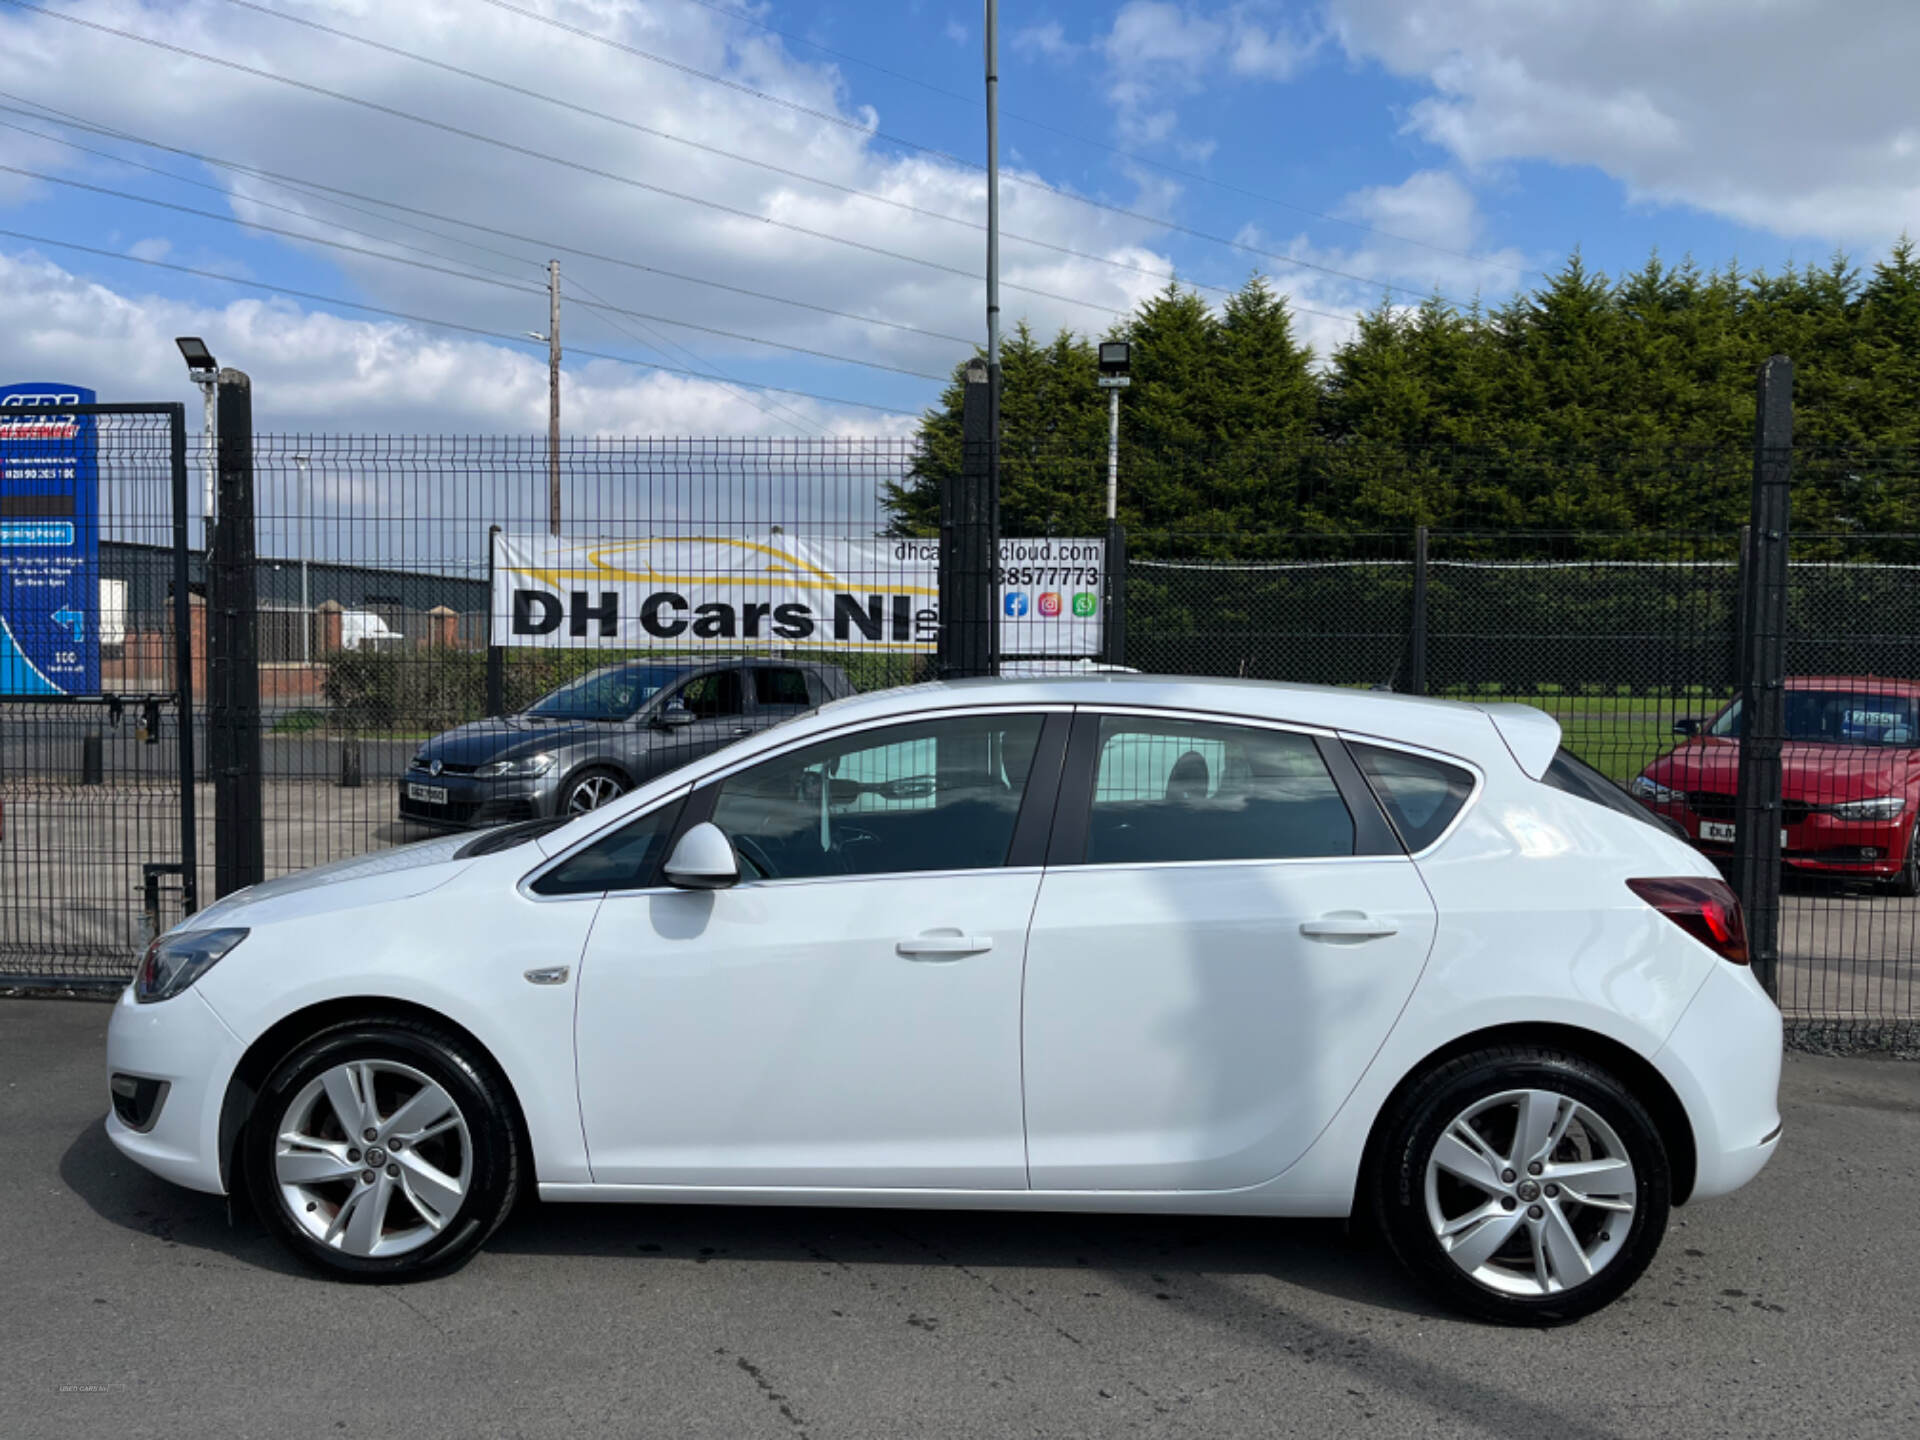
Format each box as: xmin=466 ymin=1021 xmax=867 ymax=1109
xmin=896 ymin=246 xmax=1920 ymax=539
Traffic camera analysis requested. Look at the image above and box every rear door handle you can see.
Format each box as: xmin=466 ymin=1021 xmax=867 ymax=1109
xmin=1299 ymin=913 xmax=1399 ymax=941
xmin=896 ymin=933 xmax=994 ymax=959
xmin=731 ymin=726 xmax=753 ymax=736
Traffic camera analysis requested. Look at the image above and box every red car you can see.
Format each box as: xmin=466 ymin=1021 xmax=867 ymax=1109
xmin=1631 ymin=676 xmax=1920 ymax=894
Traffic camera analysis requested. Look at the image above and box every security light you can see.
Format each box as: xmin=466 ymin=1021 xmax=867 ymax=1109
xmin=175 ymin=337 xmax=217 ymax=374
xmin=1097 ymin=341 xmax=1131 ymax=376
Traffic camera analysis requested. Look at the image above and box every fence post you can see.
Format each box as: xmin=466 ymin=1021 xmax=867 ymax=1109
xmin=168 ymin=403 xmax=199 ymax=916
xmin=1407 ymin=525 xmax=1430 ymax=695
xmin=1102 ymin=519 xmax=1127 ymax=667
xmin=940 ymin=360 xmax=997 ymax=677
xmin=485 ymin=524 xmax=505 ymax=716
xmin=207 ymin=369 xmax=264 ymax=897
xmin=1732 ymin=356 xmax=1792 ymax=1000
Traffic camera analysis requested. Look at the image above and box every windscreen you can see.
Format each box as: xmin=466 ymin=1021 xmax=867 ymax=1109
xmin=526 ymin=666 xmax=683 ymax=721
xmin=1709 ymin=692 xmax=1919 ymax=746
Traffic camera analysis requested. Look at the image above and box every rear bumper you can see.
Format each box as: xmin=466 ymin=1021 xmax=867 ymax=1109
xmin=104 ymin=985 xmax=246 ymax=1195
xmin=1654 ymin=961 xmax=1783 ymax=1202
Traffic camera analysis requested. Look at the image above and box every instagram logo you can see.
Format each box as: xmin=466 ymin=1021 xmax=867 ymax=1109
xmin=1038 ymin=592 xmax=1063 ymax=617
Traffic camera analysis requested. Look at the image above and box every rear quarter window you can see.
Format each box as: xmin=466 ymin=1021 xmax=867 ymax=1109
xmin=1349 ymin=743 xmax=1476 ymax=852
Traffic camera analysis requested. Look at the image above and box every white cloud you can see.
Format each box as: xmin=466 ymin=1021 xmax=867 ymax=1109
xmin=126 ymin=236 xmax=171 ymax=262
xmin=1098 ymin=2 xmax=1318 ymax=144
xmin=0 ymin=248 xmax=918 ymax=436
xmin=0 ymin=0 xmax=1181 ymax=430
xmin=1327 ymin=0 xmax=1920 ymax=242
xmin=1013 ymin=20 xmax=1079 ymax=63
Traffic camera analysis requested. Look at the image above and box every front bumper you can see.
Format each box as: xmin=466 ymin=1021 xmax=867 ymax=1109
xmin=1641 ymin=797 xmax=1910 ymax=879
xmin=1654 ymin=960 xmax=1783 ymax=1202
xmin=104 ymin=984 xmax=247 ymax=1195
xmin=398 ymin=773 xmax=549 ymax=829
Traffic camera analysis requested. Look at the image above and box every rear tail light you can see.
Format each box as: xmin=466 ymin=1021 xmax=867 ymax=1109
xmin=1627 ymin=877 xmax=1749 ymax=965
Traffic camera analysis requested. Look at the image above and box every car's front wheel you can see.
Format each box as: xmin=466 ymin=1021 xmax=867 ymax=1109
xmin=1888 ymin=823 xmax=1920 ymax=897
xmin=243 ymin=1018 xmax=520 ymax=1280
xmin=562 ymin=766 xmax=628 ymax=815
xmin=1371 ymin=1045 xmax=1671 ymax=1324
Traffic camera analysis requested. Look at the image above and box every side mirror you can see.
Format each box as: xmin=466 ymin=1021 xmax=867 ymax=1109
xmin=663 ymin=822 xmax=738 ymax=890
xmin=1672 ymin=718 xmax=1701 ymax=736
xmin=657 ymin=701 xmax=695 ymax=729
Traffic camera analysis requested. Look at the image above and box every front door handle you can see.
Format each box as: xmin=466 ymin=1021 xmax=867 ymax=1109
xmin=897 ymin=932 xmax=994 ymax=959
xmin=1299 ymin=913 xmax=1399 ymax=941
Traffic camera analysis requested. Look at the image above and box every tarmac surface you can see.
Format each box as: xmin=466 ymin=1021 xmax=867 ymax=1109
xmin=2 ymin=999 xmax=1916 ymax=1440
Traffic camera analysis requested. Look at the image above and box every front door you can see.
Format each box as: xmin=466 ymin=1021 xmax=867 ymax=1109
xmin=1021 ymin=712 xmax=1440 ymax=1191
xmin=574 ymin=709 xmax=1064 ymax=1188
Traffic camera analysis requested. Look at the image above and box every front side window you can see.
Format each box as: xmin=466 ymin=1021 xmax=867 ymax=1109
xmin=676 ymin=669 xmax=745 ymax=719
xmin=1083 ymin=717 xmax=1353 ymax=864
xmin=710 ymin=714 xmax=1045 ymax=880
xmin=530 ymin=799 xmax=684 ymax=896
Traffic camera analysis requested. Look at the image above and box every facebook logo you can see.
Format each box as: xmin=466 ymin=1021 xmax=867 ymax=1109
xmin=1003 ymin=592 xmax=1029 ymax=618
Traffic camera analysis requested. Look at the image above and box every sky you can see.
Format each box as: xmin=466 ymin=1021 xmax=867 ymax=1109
xmin=0 ymin=0 xmax=1916 ymax=436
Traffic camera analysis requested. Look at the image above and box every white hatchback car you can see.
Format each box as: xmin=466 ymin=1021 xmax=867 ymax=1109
xmin=106 ymin=676 xmax=1781 ymax=1322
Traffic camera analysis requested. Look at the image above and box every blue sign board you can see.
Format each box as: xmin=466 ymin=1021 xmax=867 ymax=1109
xmin=0 ymin=383 xmax=99 ymax=695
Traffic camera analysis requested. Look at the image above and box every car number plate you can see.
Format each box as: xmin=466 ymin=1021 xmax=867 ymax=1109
xmin=1699 ymin=820 xmax=1787 ymax=846
xmin=408 ymin=783 xmax=448 ymax=805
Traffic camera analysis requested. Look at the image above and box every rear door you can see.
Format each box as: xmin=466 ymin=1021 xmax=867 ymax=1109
xmin=750 ymin=664 xmax=817 ymax=731
xmin=1021 ymin=709 xmax=1441 ymax=1191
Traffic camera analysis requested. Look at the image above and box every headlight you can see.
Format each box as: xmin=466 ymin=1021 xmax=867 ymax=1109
xmin=476 ymin=752 xmax=555 ymax=779
xmin=1629 ymin=775 xmax=1681 ymax=804
xmin=1829 ymin=795 xmax=1905 ymax=821
xmin=134 ymin=928 xmax=249 ymax=1004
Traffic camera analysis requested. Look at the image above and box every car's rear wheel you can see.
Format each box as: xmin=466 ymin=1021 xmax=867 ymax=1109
xmin=244 ymin=1018 xmax=520 ymax=1280
xmin=563 ymin=766 xmax=627 ymax=815
xmin=1371 ymin=1045 xmax=1670 ymax=1324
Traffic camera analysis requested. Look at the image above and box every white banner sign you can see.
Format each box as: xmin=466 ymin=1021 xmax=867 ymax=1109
xmin=491 ymin=533 xmax=1105 ymax=656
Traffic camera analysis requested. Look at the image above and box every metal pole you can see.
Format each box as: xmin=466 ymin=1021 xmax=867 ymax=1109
xmin=548 ymin=258 xmax=562 ymax=537
xmin=167 ymin=404 xmax=199 ymax=915
xmin=294 ymin=453 xmax=310 ymax=665
xmin=983 ymin=0 xmax=1000 ymax=442
xmin=1107 ymin=387 xmax=1120 ymax=521
xmin=194 ymin=376 xmax=217 ymax=548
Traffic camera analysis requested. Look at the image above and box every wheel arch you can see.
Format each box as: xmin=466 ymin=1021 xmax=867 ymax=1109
xmin=217 ymin=996 xmax=534 ymax=1203
xmin=1356 ymin=1021 xmax=1699 ymax=1209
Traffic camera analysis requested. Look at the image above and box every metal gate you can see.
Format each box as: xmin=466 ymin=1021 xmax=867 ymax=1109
xmin=1 ymin=402 xmax=198 ymax=990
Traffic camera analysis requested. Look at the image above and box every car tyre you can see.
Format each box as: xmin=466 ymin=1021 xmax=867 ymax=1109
xmin=1888 ymin=824 xmax=1920 ymax=897
xmin=1370 ymin=1045 xmax=1670 ymax=1325
xmin=562 ymin=766 xmax=628 ymax=815
xmin=243 ymin=1017 xmax=520 ymax=1281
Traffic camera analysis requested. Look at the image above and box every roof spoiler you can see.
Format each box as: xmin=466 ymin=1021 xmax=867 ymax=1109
xmin=1481 ymin=704 xmax=1562 ymax=780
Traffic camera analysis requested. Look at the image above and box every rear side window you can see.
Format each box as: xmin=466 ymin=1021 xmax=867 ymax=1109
xmin=1350 ymin=744 xmax=1475 ymax=851
xmin=754 ymin=667 xmax=812 ymax=707
xmin=1083 ymin=717 xmax=1354 ymax=864
xmin=530 ymin=800 xmax=683 ymax=896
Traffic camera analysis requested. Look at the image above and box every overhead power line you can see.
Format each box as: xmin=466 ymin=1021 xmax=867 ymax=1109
xmin=0 ymin=0 xmax=1149 ymax=322
xmin=0 ymin=161 xmax=953 ymax=381
xmin=0 ymin=98 xmax=977 ymax=348
xmin=663 ymin=0 xmax=1535 ymax=281
xmin=465 ymin=0 xmax=1450 ymax=305
xmin=208 ymin=0 xmax=1383 ymax=314
xmin=0 ymin=225 xmax=923 ymax=417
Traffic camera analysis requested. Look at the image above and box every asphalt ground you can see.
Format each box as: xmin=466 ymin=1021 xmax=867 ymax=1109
xmin=1 ymin=1000 xmax=1916 ymax=1440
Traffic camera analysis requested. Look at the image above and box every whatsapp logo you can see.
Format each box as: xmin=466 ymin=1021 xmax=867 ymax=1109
xmin=1071 ymin=592 xmax=1098 ymax=617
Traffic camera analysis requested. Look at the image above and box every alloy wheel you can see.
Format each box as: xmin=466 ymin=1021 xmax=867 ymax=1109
xmin=567 ymin=774 xmax=625 ymax=814
xmin=273 ymin=1059 xmax=472 ymax=1259
xmin=1423 ymin=1087 xmax=1637 ymax=1297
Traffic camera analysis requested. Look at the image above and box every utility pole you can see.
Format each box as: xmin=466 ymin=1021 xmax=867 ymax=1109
xmin=547 ymin=258 xmax=561 ymax=537
xmin=984 ymin=0 xmax=1000 ymax=447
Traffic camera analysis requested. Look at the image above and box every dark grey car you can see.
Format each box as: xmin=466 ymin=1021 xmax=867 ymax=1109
xmin=398 ymin=658 xmax=854 ymax=828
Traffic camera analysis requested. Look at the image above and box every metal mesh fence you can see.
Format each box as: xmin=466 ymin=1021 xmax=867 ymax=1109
xmin=1 ymin=408 xmax=192 ymax=981
xmin=7 ymin=426 xmax=1920 ymax=1045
